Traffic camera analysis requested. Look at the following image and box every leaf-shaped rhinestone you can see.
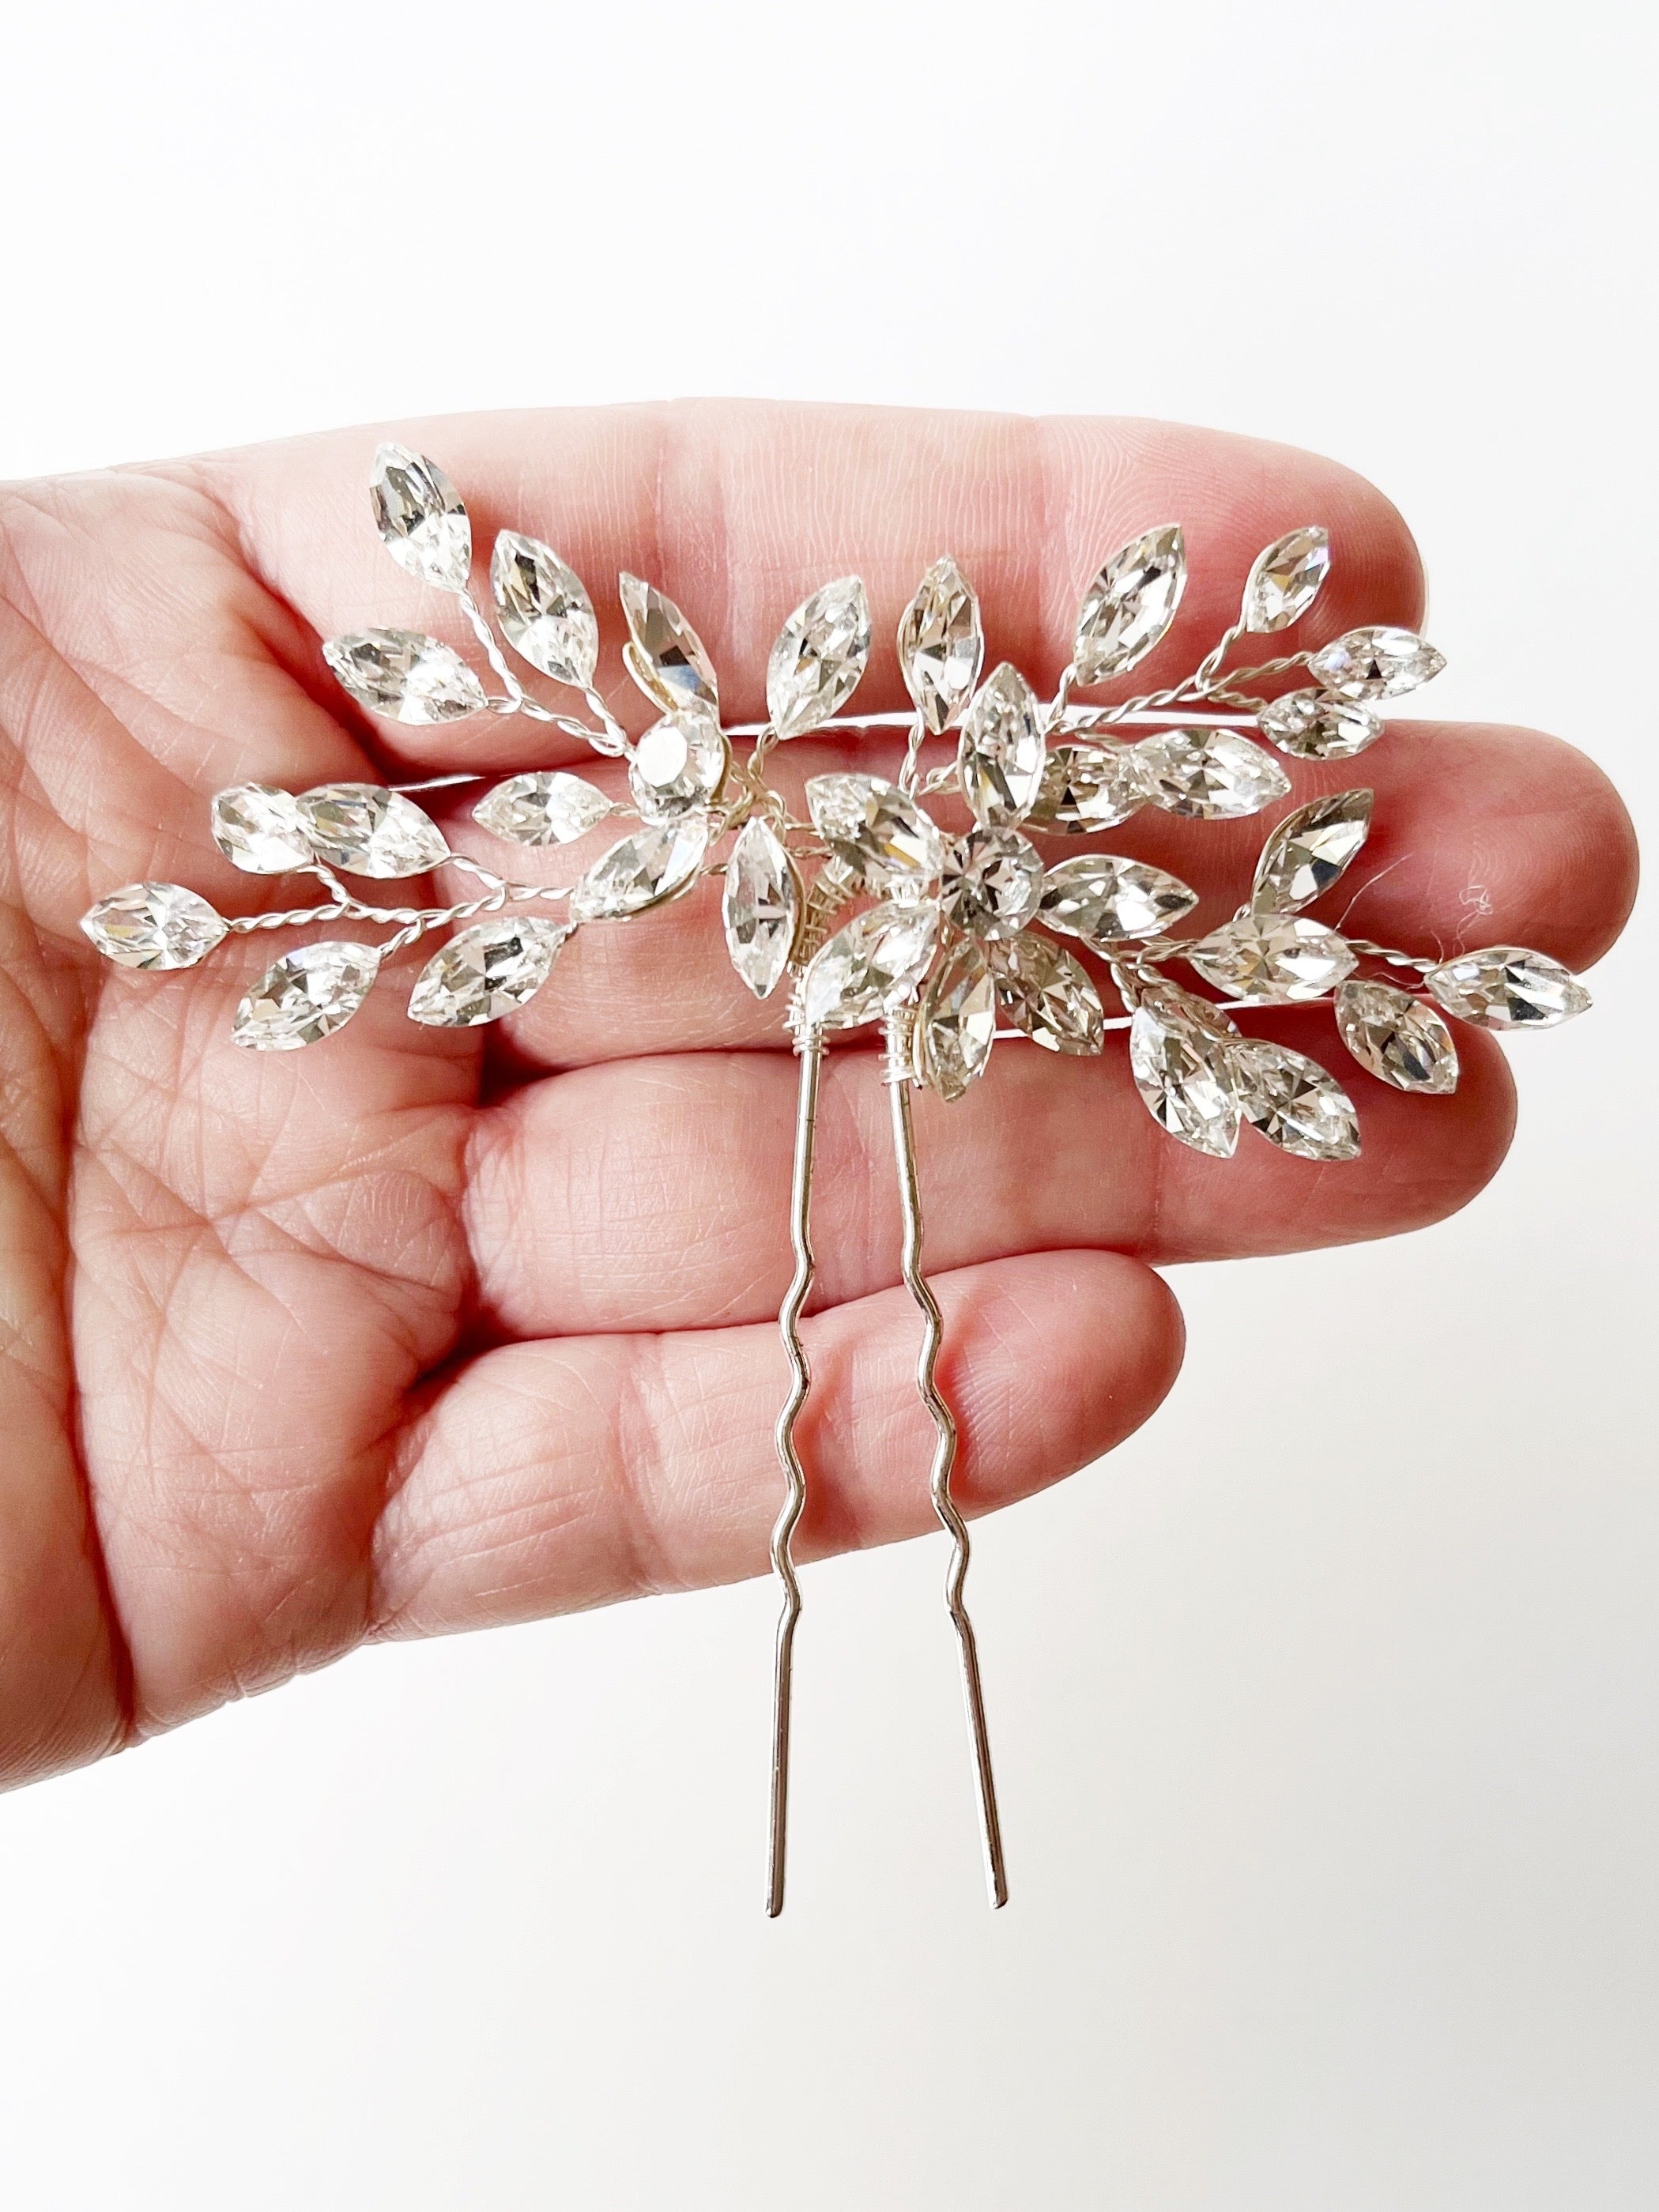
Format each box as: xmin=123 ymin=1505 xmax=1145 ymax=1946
xmin=569 ymin=817 xmax=710 ymax=921
xmin=628 ymin=712 xmax=728 ymax=823
xmin=489 ymin=533 xmax=599 ymax=688
xmin=369 ymin=444 xmax=471 ymax=592
xmin=406 ymin=916 xmax=570 ymax=1027
xmin=1129 ymin=1000 xmax=1239 ymax=1157
xmin=958 ymin=664 xmax=1046 ymax=828
xmin=324 ymin=631 xmax=489 ymax=725
xmin=473 ymin=771 xmax=613 ymax=847
xmin=722 ymin=817 xmax=800 ymax=1000
xmin=766 ymin=578 xmax=872 ymax=740
xmin=618 ymin=574 xmax=719 ymax=717
xmin=1307 ymin=627 xmax=1446 ymax=700
xmin=1025 ymin=742 xmax=1150 ymax=833
xmin=897 ymin=557 xmax=984 ymax=735
xmin=1335 ymin=979 xmax=1460 ymax=1092
xmin=1136 ymin=728 xmax=1291 ymax=819
xmin=1189 ymin=914 xmax=1356 ymax=1003
xmin=798 ymin=902 xmax=940 ymax=1031
xmin=80 ymin=882 xmax=228 ymax=970
xmin=211 ymin=783 xmax=312 ymax=874
xmin=1135 ymin=975 xmax=1241 ymax=1042
xmin=805 ymin=774 xmax=944 ymax=894
xmin=1230 ymin=1038 xmax=1361 ymax=1162
xmin=939 ymin=827 xmax=1043 ymax=938
xmin=1251 ymin=789 xmax=1373 ymax=913
xmin=1257 ymin=689 xmax=1383 ymax=760
xmin=917 ymin=937 xmax=997 ymax=1101
xmin=1241 ymin=527 xmax=1330 ymax=634
xmin=986 ymin=934 xmax=1104 ymax=1055
xmin=1424 ymin=945 xmax=1592 ymax=1029
xmin=232 ymin=941 xmax=380 ymax=1051
xmin=1038 ymin=854 xmax=1199 ymax=945
xmin=297 ymin=784 xmax=449 ymax=878
xmin=1073 ymin=526 xmax=1186 ymax=684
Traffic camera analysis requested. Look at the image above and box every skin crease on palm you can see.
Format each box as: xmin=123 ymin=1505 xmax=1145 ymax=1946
xmin=0 ymin=399 xmax=1638 ymax=1790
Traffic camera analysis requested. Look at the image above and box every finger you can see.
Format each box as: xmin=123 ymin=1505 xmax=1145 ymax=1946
xmin=368 ymin=1250 xmax=1182 ymax=1637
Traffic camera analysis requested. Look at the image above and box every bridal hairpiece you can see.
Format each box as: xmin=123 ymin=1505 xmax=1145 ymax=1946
xmin=81 ymin=446 xmax=1591 ymax=1912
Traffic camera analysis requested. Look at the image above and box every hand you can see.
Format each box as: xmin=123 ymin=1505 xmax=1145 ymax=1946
xmin=0 ymin=402 xmax=1635 ymax=1785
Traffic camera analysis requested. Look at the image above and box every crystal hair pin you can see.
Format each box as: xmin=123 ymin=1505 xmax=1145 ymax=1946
xmin=80 ymin=446 xmax=1592 ymax=1913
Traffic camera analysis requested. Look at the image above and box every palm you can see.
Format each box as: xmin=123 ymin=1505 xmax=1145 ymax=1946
xmin=0 ymin=402 xmax=1634 ymax=1784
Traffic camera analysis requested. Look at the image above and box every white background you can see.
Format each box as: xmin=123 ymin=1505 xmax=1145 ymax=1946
xmin=1 ymin=2 xmax=1653 ymax=2206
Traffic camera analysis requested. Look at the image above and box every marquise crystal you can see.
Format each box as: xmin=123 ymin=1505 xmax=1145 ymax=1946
xmin=490 ymin=533 xmax=599 ymax=688
xmin=767 ymin=578 xmax=871 ymax=740
xmin=917 ymin=937 xmax=998 ymax=1100
xmin=898 ymin=556 xmax=984 ymax=734
xmin=80 ymin=881 xmax=228 ymax=970
xmin=232 ymin=940 xmax=380 ymax=1050
xmin=1129 ymin=1000 xmax=1239 ymax=1157
xmin=407 ymin=915 xmax=570 ymax=1027
xmin=1231 ymin=1038 xmax=1361 ymax=1161
xmin=1073 ymin=526 xmax=1186 ymax=683
xmin=799 ymin=901 xmax=940 ymax=1031
xmin=619 ymin=574 xmax=719 ymax=717
xmin=1136 ymin=728 xmax=1291 ymax=819
xmin=211 ymin=783 xmax=313 ymax=874
xmin=1241 ymin=527 xmax=1330 ymax=633
xmin=805 ymin=774 xmax=944 ymax=894
xmin=1189 ymin=913 xmax=1356 ymax=1002
xmin=1038 ymin=854 xmax=1198 ymax=944
xmin=571 ymin=818 xmax=709 ymax=921
xmin=298 ymin=784 xmax=449 ymax=878
xmin=1026 ymin=742 xmax=1150 ymax=833
xmin=988 ymin=934 xmax=1105 ymax=1055
xmin=1425 ymin=945 xmax=1590 ymax=1029
xmin=370 ymin=445 xmax=471 ymax=592
xmin=1336 ymin=979 xmax=1460 ymax=1092
xmin=958 ymin=664 xmax=1046 ymax=827
xmin=1308 ymin=627 xmax=1446 ymax=701
xmin=1257 ymin=689 xmax=1382 ymax=761
xmin=325 ymin=630 xmax=489 ymax=725
xmin=1251 ymin=789 xmax=1373 ymax=913
xmin=473 ymin=771 xmax=612 ymax=846
xmin=722 ymin=817 xmax=800 ymax=1000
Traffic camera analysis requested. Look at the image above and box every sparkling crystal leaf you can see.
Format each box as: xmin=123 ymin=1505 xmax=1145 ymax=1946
xmin=958 ymin=663 xmax=1046 ymax=827
xmin=211 ymin=783 xmax=312 ymax=874
xmin=1251 ymin=789 xmax=1373 ymax=913
xmin=917 ymin=937 xmax=997 ymax=1100
xmin=473 ymin=771 xmax=613 ymax=847
xmin=490 ymin=532 xmax=599 ymax=687
xmin=1136 ymin=974 xmax=1241 ymax=1038
xmin=897 ymin=556 xmax=984 ymax=735
xmin=407 ymin=915 xmax=570 ymax=1027
xmin=1425 ymin=945 xmax=1592 ymax=1029
xmin=1188 ymin=913 xmax=1356 ymax=1003
xmin=805 ymin=774 xmax=944 ymax=893
xmin=1230 ymin=1038 xmax=1361 ymax=1162
xmin=324 ymin=630 xmax=488 ymax=725
xmin=1038 ymin=854 xmax=1198 ymax=944
xmin=1136 ymin=728 xmax=1291 ymax=819
xmin=297 ymin=784 xmax=449 ymax=878
xmin=569 ymin=816 xmax=709 ymax=921
xmin=1073 ymin=526 xmax=1186 ymax=684
xmin=1335 ymin=978 xmax=1460 ymax=1092
xmin=232 ymin=941 xmax=381 ymax=1051
xmin=369 ymin=444 xmax=470 ymax=592
xmin=986 ymin=933 xmax=1105 ymax=1055
xmin=722 ymin=817 xmax=801 ymax=1000
xmin=940 ymin=827 xmax=1043 ymax=938
xmin=628 ymin=711 xmax=728 ymax=823
xmin=798 ymin=901 xmax=939 ymax=1031
xmin=1241 ymin=526 xmax=1330 ymax=634
xmin=1025 ymin=742 xmax=1150 ymax=833
xmin=766 ymin=578 xmax=871 ymax=740
xmin=1129 ymin=1000 xmax=1239 ymax=1157
xmin=80 ymin=882 xmax=228 ymax=970
xmin=1307 ymin=626 xmax=1446 ymax=700
xmin=1257 ymin=690 xmax=1383 ymax=760
xmin=618 ymin=574 xmax=719 ymax=718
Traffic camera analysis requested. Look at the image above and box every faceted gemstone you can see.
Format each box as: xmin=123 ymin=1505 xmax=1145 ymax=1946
xmin=473 ymin=771 xmax=613 ymax=846
xmin=490 ymin=532 xmax=599 ymax=687
xmin=1231 ymin=1038 xmax=1362 ymax=1162
xmin=1251 ymin=789 xmax=1373 ymax=913
xmin=1136 ymin=728 xmax=1291 ymax=819
xmin=1241 ymin=526 xmax=1330 ymax=633
xmin=211 ymin=783 xmax=312 ymax=874
xmin=1073 ymin=526 xmax=1186 ymax=683
xmin=897 ymin=556 xmax=984 ymax=734
xmin=297 ymin=784 xmax=449 ymax=878
xmin=628 ymin=711 xmax=728 ymax=822
xmin=570 ymin=817 xmax=710 ymax=921
xmin=406 ymin=915 xmax=569 ymax=1027
xmin=1335 ymin=978 xmax=1460 ymax=1092
xmin=232 ymin=941 xmax=380 ymax=1050
xmin=940 ymin=827 xmax=1043 ymax=938
xmin=987 ymin=933 xmax=1105 ymax=1055
xmin=805 ymin=774 xmax=944 ymax=894
xmin=80 ymin=881 xmax=227 ymax=970
xmin=1026 ymin=741 xmax=1150 ymax=833
xmin=1038 ymin=854 xmax=1197 ymax=944
xmin=1257 ymin=688 xmax=1382 ymax=760
xmin=1135 ymin=975 xmax=1241 ymax=1041
xmin=1307 ymin=626 xmax=1446 ymax=700
xmin=1189 ymin=913 xmax=1356 ymax=1002
xmin=798 ymin=901 xmax=939 ymax=1031
xmin=1129 ymin=1001 xmax=1239 ymax=1157
xmin=324 ymin=630 xmax=488 ymax=724
xmin=1425 ymin=945 xmax=1591 ymax=1029
xmin=722 ymin=817 xmax=801 ymax=1000
xmin=618 ymin=574 xmax=719 ymax=717
xmin=917 ymin=937 xmax=997 ymax=1100
xmin=766 ymin=577 xmax=872 ymax=740
xmin=369 ymin=444 xmax=471 ymax=591
xmin=958 ymin=663 xmax=1046 ymax=827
